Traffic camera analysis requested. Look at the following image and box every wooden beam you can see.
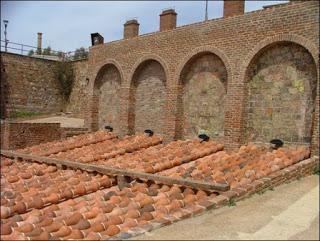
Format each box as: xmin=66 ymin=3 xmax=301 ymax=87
xmin=1 ymin=149 xmax=230 ymax=192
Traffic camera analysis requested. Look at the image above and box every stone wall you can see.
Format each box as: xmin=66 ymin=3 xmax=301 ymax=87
xmin=0 ymin=121 xmax=61 ymax=150
xmin=86 ymin=1 xmax=318 ymax=153
xmin=1 ymin=53 xmax=65 ymax=115
xmin=245 ymin=42 xmax=317 ymax=144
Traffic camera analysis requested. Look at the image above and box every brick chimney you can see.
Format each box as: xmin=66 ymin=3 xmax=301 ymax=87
xmin=223 ymin=0 xmax=245 ymax=18
xmin=37 ymin=32 xmax=42 ymax=53
xmin=159 ymin=9 xmax=177 ymax=31
xmin=124 ymin=19 xmax=140 ymax=39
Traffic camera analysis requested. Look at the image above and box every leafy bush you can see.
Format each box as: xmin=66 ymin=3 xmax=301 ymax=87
xmin=73 ymin=47 xmax=88 ymax=60
xmin=42 ymin=46 xmax=52 ymax=55
xmin=55 ymin=61 xmax=74 ymax=101
xmin=27 ymin=50 xmax=34 ymax=56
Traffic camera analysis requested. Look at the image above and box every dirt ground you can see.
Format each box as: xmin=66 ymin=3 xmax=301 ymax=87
xmin=133 ymin=175 xmax=319 ymax=240
xmin=22 ymin=116 xmax=84 ymax=128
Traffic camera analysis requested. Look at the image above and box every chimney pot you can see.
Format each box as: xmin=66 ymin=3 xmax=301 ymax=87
xmin=37 ymin=32 xmax=42 ymax=53
xmin=159 ymin=8 xmax=177 ymax=31
xmin=91 ymin=33 xmax=104 ymax=46
xmin=223 ymin=0 xmax=245 ymax=18
xmin=124 ymin=19 xmax=140 ymax=39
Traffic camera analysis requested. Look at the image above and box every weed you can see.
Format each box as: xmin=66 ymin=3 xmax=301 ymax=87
xmin=228 ymin=199 xmax=236 ymax=207
xmin=10 ymin=111 xmax=41 ymax=118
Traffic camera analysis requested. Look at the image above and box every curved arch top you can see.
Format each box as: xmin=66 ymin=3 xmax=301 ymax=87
xmin=240 ymin=34 xmax=319 ymax=82
xmin=92 ymin=59 xmax=125 ymax=88
xmin=175 ymin=46 xmax=232 ymax=85
xmin=128 ymin=54 xmax=170 ymax=86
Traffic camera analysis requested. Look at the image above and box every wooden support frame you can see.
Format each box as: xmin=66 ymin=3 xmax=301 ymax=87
xmin=1 ymin=149 xmax=230 ymax=192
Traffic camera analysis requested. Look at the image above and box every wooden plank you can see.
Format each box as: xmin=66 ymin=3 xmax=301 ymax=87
xmin=1 ymin=149 xmax=230 ymax=192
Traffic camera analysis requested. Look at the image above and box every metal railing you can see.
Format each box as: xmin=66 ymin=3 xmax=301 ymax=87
xmin=0 ymin=40 xmax=88 ymax=61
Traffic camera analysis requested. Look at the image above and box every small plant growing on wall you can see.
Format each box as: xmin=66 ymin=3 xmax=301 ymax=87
xmin=55 ymin=61 xmax=74 ymax=102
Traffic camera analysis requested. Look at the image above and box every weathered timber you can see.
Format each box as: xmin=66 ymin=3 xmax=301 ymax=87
xmin=1 ymin=149 xmax=230 ymax=192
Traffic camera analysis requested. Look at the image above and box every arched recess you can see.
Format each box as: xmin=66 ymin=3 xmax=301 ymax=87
xmin=175 ymin=51 xmax=228 ymax=139
xmin=243 ymin=41 xmax=318 ymax=144
xmin=91 ymin=63 xmax=122 ymax=132
xmin=128 ymin=59 xmax=167 ymax=135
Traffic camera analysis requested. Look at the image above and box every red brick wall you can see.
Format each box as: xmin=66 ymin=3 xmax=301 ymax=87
xmin=0 ymin=60 xmax=8 ymax=119
xmin=223 ymin=0 xmax=245 ymax=17
xmin=0 ymin=122 xmax=61 ymax=150
xmin=160 ymin=9 xmax=177 ymax=31
xmin=1 ymin=53 xmax=65 ymax=115
xmin=85 ymin=1 xmax=319 ymax=153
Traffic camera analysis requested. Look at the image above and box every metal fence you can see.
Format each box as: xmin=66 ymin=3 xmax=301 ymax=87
xmin=0 ymin=40 xmax=88 ymax=61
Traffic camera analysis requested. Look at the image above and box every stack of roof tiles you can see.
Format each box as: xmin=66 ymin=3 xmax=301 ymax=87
xmin=1 ymin=158 xmax=115 ymax=220
xmin=95 ymin=140 xmax=224 ymax=173
xmin=50 ymin=134 xmax=163 ymax=163
xmin=160 ymin=144 xmax=310 ymax=188
xmin=18 ymin=131 xmax=118 ymax=157
xmin=1 ymin=156 xmax=215 ymax=240
xmin=0 ymin=131 xmax=313 ymax=240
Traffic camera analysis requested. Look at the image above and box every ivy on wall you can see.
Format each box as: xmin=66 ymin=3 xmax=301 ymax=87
xmin=55 ymin=61 xmax=75 ymax=102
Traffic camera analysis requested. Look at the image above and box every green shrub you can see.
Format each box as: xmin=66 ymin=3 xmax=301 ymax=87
xmin=10 ymin=111 xmax=41 ymax=118
xmin=55 ymin=61 xmax=74 ymax=101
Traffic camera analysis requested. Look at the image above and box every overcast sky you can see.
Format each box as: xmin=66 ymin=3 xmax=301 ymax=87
xmin=1 ymin=0 xmax=288 ymax=53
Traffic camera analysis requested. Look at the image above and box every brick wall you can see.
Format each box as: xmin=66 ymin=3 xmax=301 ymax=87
xmin=1 ymin=1 xmax=318 ymax=155
xmin=177 ymin=53 xmax=228 ymax=140
xmin=1 ymin=52 xmax=65 ymax=115
xmin=124 ymin=20 xmax=140 ymax=39
xmin=129 ymin=60 xmax=166 ymax=135
xmin=95 ymin=64 xmax=121 ymax=132
xmin=0 ymin=121 xmax=61 ymax=150
xmin=0 ymin=60 xmax=8 ymax=119
xmin=244 ymin=42 xmax=317 ymax=144
xmin=85 ymin=1 xmax=319 ymax=154
xmin=0 ymin=53 xmax=90 ymax=119
xmin=223 ymin=0 xmax=245 ymax=17
xmin=66 ymin=59 xmax=89 ymax=118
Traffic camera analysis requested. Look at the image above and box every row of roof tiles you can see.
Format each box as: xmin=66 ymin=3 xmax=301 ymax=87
xmin=0 ymin=131 xmax=312 ymax=240
xmin=160 ymin=144 xmax=310 ymax=189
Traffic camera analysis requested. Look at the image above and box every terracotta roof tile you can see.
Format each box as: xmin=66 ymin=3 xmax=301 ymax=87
xmin=1 ymin=131 xmax=312 ymax=240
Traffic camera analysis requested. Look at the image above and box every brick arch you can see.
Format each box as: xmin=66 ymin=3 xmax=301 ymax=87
xmin=128 ymin=57 xmax=168 ymax=136
xmin=240 ymin=34 xmax=319 ymax=82
xmin=128 ymin=54 xmax=170 ymax=87
xmin=88 ymin=61 xmax=123 ymax=132
xmin=175 ymin=47 xmax=230 ymax=140
xmin=241 ymin=34 xmax=319 ymax=145
xmin=92 ymin=59 xmax=125 ymax=87
xmin=175 ymin=46 xmax=232 ymax=86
